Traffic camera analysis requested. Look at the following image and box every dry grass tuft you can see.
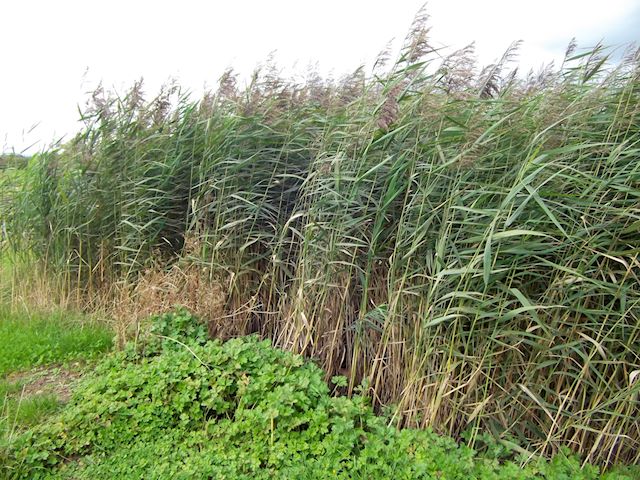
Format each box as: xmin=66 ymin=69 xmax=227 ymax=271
xmin=111 ymin=266 xmax=227 ymax=348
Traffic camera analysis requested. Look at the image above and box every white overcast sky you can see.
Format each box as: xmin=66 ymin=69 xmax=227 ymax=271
xmin=1 ymin=0 xmax=638 ymax=154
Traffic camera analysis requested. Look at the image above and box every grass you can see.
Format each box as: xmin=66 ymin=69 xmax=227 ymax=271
xmin=0 ymin=307 xmax=112 ymax=449
xmin=0 ymin=308 xmax=112 ymax=377
xmin=1 ymin=385 xmax=60 ymax=440
xmin=1 ymin=10 xmax=639 ymax=467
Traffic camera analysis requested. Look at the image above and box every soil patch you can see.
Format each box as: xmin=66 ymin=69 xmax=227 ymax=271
xmin=5 ymin=362 xmax=85 ymax=402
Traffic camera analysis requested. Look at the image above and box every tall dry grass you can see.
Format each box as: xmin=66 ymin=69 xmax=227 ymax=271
xmin=2 ymin=12 xmax=639 ymax=465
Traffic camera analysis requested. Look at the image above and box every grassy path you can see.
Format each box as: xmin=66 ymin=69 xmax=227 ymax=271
xmin=0 ymin=308 xmax=112 ymax=444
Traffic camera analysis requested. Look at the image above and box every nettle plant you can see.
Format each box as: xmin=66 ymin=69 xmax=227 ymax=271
xmin=3 ymin=309 xmax=637 ymax=479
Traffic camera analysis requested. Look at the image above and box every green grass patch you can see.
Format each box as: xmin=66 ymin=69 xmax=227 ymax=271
xmin=0 ymin=309 xmax=112 ymax=377
xmin=0 ymin=307 xmax=111 ymax=450
xmin=1 ymin=387 xmax=61 ymax=440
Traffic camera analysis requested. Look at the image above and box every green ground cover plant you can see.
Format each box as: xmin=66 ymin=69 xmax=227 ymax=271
xmin=2 ymin=11 xmax=639 ymax=466
xmin=3 ymin=309 xmax=638 ymax=479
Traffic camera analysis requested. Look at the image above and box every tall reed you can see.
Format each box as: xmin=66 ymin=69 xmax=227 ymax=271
xmin=3 ymin=14 xmax=639 ymax=465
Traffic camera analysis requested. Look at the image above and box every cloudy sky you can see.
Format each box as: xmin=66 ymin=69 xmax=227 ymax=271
xmin=1 ymin=0 xmax=638 ymax=154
